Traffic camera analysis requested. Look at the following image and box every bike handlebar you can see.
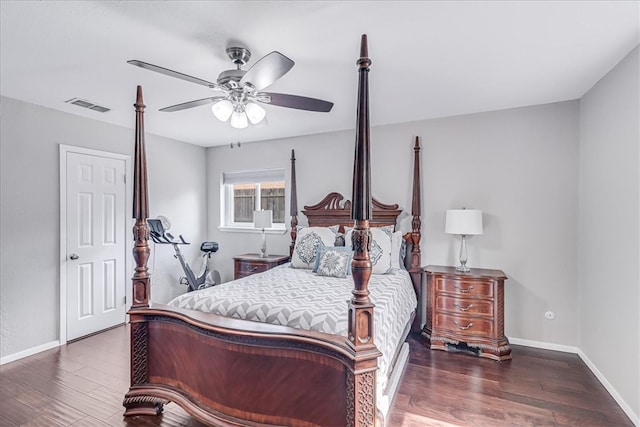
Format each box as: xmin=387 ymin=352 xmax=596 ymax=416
xmin=150 ymin=230 xmax=190 ymax=245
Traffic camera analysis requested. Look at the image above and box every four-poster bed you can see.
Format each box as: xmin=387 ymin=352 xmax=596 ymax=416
xmin=123 ymin=35 xmax=423 ymax=426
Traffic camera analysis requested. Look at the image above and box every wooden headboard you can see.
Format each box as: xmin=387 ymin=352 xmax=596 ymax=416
xmin=288 ymin=140 xmax=421 ymax=253
xmin=303 ymin=192 xmax=401 ymax=231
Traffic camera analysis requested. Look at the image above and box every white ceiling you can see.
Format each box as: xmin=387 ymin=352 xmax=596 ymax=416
xmin=1 ymin=1 xmax=638 ymax=147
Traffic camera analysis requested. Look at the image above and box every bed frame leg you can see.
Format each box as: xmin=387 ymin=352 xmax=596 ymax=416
xmin=346 ymin=370 xmax=377 ymax=427
xmin=123 ymin=395 xmax=169 ymax=416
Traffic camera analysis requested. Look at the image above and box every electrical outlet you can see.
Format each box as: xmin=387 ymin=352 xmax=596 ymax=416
xmin=544 ymin=311 xmax=555 ymax=320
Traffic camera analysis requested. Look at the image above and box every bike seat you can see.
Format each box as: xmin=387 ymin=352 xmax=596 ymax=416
xmin=201 ymin=241 xmax=219 ymax=253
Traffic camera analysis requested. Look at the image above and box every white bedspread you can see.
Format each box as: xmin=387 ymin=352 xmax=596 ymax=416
xmin=168 ymin=263 xmax=417 ymax=385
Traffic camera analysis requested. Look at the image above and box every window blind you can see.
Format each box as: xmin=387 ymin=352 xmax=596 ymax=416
xmin=222 ymin=168 xmax=285 ymax=185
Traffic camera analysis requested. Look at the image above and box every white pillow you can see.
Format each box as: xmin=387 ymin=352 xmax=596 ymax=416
xmin=390 ymin=230 xmax=404 ymax=270
xmin=345 ymin=225 xmax=394 ymax=274
xmin=291 ymin=226 xmax=338 ymax=269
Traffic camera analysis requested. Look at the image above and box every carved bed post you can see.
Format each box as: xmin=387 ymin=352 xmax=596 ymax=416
xmin=131 ymin=85 xmax=150 ymax=309
xmin=347 ymin=34 xmax=380 ymax=427
xmin=410 ymin=136 xmax=423 ymax=331
xmin=290 ymin=149 xmax=298 ymax=257
xmin=124 ymin=86 xmax=168 ymax=416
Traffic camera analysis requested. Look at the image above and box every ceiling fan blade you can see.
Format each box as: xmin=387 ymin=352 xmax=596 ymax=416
xmin=240 ymin=52 xmax=294 ymax=91
xmin=259 ymin=92 xmax=333 ymax=112
xmin=160 ymin=96 xmax=228 ymax=112
xmin=128 ymin=60 xmax=220 ymax=89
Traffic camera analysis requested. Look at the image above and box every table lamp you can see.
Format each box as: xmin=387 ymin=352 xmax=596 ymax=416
xmin=445 ymin=208 xmax=483 ymax=272
xmin=254 ymin=210 xmax=273 ymax=258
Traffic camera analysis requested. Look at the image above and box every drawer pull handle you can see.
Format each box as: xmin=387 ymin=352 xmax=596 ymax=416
xmin=454 ymin=303 xmax=474 ymax=312
xmin=245 ymin=266 xmax=259 ymax=272
xmin=454 ymin=320 xmax=474 ymax=330
xmin=454 ymin=284 xmax=474 ymax=293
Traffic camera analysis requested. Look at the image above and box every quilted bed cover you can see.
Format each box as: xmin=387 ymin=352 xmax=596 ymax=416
xmin=167 ymin=263 xmax=417 ymax=387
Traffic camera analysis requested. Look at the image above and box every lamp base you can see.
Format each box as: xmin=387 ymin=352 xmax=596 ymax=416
xmin=455 ymin=265 xmax=471 ymax=273
xmin=456 ymin=235 xmax=470 ymax=273
xmin=260 ymin=230 xmax=267 ymax=258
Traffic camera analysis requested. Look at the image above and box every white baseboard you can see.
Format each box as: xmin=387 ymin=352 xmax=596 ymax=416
xmin=577 ymin=348 xmax=639 ymax=427
xmin=510 ymin=336 xmax=638 ymax=426
xmin=0 ymin=340 xmax=60 ymax=365
xmin=508 ymin=336 xmax=578 ymax=354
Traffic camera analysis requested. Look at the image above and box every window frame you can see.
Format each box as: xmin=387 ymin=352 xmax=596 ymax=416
xmin=219 ymin=168 xmax=287 ymax=234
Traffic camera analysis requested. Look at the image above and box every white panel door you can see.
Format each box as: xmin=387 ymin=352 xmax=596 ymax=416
xmin=66 ymin=152 xmax=126 ymax=340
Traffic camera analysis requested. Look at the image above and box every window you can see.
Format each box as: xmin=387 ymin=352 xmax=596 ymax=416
xmin=221 ymin=168 xmax=286 ymax=230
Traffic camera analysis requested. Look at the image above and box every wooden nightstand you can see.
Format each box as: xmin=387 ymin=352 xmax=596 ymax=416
xmin=233 ymin=254 xmax=290 ymax=280
xmin=422 ymin=265 xmax=511 ymax=361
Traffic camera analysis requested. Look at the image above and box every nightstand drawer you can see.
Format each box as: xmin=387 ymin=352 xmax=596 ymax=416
xmin=436 ymin=277 xmax=494 ymax=298
xmin=236 ymin=260 xmax=269 ymax=277
xmin=233 ymin=254 xmax=290 ymax=280
xmin=434 ymin=313 xmax=494 ymax=336
xmin=436 ymin=296 xmax=494 ymax=316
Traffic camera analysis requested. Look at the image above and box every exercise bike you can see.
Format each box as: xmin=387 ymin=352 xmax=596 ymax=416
xmin=148 ymin=218 xmax=219 ymax=292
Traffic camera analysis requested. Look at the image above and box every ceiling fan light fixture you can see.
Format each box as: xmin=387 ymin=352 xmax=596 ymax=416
xmin=230 ymin=109 xmax=248 ymax=129
xmin=211 ymin=99 xmax=233 ymax=122
xmin=245 ymin=102 xmax=266 ymax=124
xmin=131 ymin=47 xmax=332 ymax=130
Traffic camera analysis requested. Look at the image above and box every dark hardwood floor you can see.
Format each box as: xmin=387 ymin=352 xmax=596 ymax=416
xmin=0 ymin=325 xmax=632 ymax=426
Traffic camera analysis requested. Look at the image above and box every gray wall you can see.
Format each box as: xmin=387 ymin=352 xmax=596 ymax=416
xmin=145 ymin=131 xmax=208 ymax=304
xmin=579 ymin=46 xmax=639 ymax=419
xmin=206 ymin=100 xmax=581 ymax=347
xmin=0 ymin=96 xmax=207 ymax=358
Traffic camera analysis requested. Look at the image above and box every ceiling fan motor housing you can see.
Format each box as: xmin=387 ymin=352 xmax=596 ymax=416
xmin=226 ymin=47 xmax=251 ymax=66
xmin=217 ymin=69 xmax=247 ymax=85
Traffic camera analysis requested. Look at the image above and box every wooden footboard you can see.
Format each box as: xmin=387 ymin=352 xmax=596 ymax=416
xmin=124 ymin=305 xmax=380 ymax=426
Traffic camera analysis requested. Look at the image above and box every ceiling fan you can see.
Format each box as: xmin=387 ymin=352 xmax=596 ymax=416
xmin=128 ymin=47 xmax=334 ymax=129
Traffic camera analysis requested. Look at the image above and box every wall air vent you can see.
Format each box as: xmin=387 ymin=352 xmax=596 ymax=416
xmin=64 ymin=97 xmax=111 ymax=113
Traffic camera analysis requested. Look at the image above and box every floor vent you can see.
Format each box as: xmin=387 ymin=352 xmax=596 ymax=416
xmin=65 ymin=98 xmax=111 ymax=113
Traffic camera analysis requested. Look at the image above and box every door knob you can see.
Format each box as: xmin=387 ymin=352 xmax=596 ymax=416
xmin=69 ymin=253 xmax=79 ymax=260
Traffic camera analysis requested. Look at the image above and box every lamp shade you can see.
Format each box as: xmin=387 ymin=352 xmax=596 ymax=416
xmin=254 ymin=210 xmax=273 ymax=229
xmin=445 ymin=209 xmax=483 ymax=235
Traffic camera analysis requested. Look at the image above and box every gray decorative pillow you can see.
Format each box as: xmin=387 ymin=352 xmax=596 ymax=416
xmin=291 ymin=226 xmax=338 ymax=269
xmin=314 ymin=246 xmax=353 ymax=278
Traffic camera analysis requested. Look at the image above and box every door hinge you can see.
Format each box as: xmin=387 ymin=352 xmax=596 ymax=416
xmin=122 ymin=296 xmax=127 ymax=306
